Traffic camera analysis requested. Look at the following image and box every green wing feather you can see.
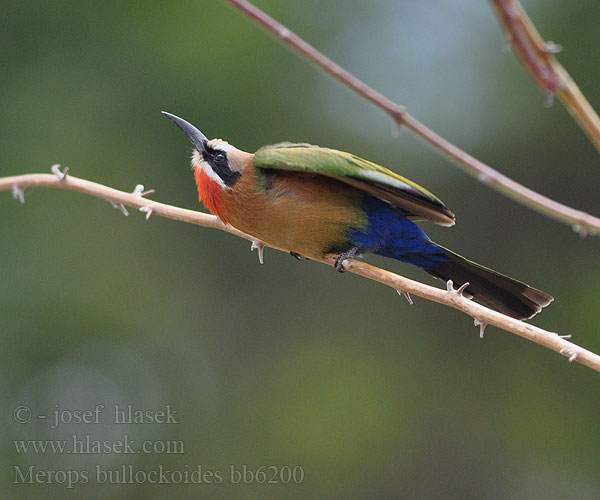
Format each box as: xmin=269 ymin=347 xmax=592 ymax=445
xmin=254 ymin=143 xmax=455 ymax=226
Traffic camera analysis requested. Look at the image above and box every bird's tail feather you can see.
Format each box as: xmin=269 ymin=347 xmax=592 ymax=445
xmin=427 ymin=245 xmax=553 ymax=320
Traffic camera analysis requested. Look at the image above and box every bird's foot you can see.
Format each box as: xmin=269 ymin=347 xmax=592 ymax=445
xmin=290 ymin=251 xmax=302 ymax=260
xmin=334 ymin=247 xmax=359 ymax=273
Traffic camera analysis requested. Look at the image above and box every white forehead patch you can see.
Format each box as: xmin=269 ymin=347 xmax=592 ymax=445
xmin=207 ymin=139 xmax=237 ymax=154
xmin=191 ymin=150 xmax=226 ymax=188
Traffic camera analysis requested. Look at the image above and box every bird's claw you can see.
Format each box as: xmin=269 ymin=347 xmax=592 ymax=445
xmin=334 ymin=255 xmax=346 ymax=273
xmin=334 ymin=247 xmax=359 ymax=273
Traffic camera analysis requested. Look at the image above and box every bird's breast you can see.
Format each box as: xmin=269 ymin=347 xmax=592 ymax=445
xmin=219 ymin=168 xmax=368 ymax=259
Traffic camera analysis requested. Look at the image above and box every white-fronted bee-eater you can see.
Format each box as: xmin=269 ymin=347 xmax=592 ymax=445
xmin=163 ymin=112 xmax=553 ymax=320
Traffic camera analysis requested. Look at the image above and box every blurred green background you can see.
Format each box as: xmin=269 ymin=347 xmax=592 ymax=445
xmin=1 ymin=0 xmax=599 ymax=498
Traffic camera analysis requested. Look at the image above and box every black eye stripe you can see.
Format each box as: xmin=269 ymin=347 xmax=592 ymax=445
xmin=203 ymin=147 xmax=226 ymax=162
xmin=201 ymin=148 xmax=240 ymax=187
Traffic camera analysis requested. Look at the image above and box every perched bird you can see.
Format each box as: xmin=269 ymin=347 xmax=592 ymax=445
xmin=163 ymin=112 xmax=553 ymax=320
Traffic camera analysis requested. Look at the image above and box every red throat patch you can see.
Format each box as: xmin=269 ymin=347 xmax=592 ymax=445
xmin=194 ymin=168 xmax=225 ymax=216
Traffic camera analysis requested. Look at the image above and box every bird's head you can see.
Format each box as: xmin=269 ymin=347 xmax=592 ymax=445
xmin=163 ymin=111 xmax=251 ymax=189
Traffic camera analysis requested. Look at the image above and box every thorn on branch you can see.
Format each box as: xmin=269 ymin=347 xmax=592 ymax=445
xmin=278 ymin=27 xmax=292 ymax=42
xmin=392 ymin=108 xmax=406 ymax=125
xmin=139 ymin=206 xmax=153 ymax=220
xmin=447 ymin=280 xmax=472 ymax=300
xmin=543 ymin=92 xmax=555 ymax=108
xmin=571 ymin=223 xmax=589 ymax=238
xmin=501 ymin=36 xmax=512 ymax=54
xmin=543 ymin=41 xmax=562 ymax=54
xmin=391 ymin=121 xmax=403 ymax=138
xmin=396 ymin=289 xmax=413 ymax=305
xmin=108 ymin=200 xmax=129 ymax=216
xmin=551 ymin=331 xmax=572 ymax=340
xmin=456 ymin=281 xmax=471 ymax=297
xmin=51 ymin=164 xmax=69 ymax=181
xmin=474 ymin=319 xmax=487 ymax=339
xmin=132 ymin=184 xmax=155 ymax=198
xmin=560 ymin=347 xmax=578 ymax=363
xmin=12 ymin=185 xmax=25 ymax=204
xmin=251 ymin=240 xmax=264 ymax=264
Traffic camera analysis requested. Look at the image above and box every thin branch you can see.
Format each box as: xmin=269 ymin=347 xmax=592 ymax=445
xmin=3 ymin=171 xmax=600 ymax=373
xmin=223 ymin=0 xmax=600 ymax=235
xmin=491 ymin=0 xmax=600 ymax=153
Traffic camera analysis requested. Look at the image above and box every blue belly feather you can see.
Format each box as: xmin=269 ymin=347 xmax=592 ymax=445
xmin=347 ymin=197 xmax=451 ymax=270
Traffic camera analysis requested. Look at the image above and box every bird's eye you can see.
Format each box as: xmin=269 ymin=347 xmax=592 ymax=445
xmin=214 ymin=153 xmax=226 ymax=163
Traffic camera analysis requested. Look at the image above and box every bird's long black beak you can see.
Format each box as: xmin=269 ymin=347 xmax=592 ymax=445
xmin=162 ymin=111 xmax=208 ymax=153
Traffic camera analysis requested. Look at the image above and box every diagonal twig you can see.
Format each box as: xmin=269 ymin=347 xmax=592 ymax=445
xmin=491 ymin=0 xmax=600 ymax=153
xmin=2 ymin=172 xmax=599 ymax=373
xmin=223 ymin=0 xmax=600 ymax=235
